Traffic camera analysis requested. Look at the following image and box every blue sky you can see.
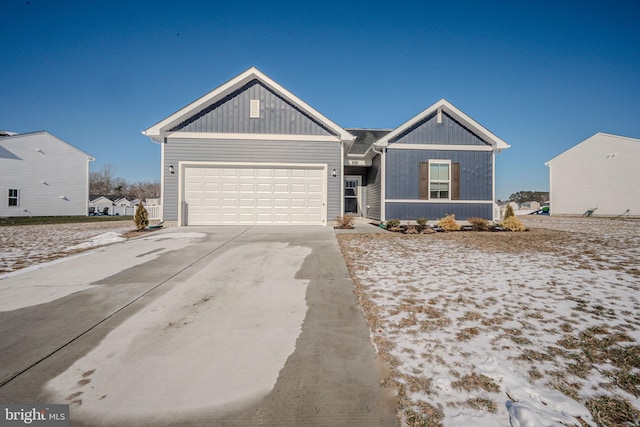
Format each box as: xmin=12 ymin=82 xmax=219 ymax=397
xmin=2 ymin=0 xmax=639 ymax=200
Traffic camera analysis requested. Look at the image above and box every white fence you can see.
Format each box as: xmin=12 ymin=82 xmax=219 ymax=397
xmin=135 ymin=204 xmax=162 ymax=220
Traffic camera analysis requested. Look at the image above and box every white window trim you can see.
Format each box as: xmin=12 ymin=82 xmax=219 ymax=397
xmin=428 ymin=159 xmax=451 ymax=201
xmin=250 ymin=99 xmax=260 ymax=118
xmin=8 ymin=188 xmax=19 ymax=207
xmin=344 ymin=175 xmax=363 ymax=216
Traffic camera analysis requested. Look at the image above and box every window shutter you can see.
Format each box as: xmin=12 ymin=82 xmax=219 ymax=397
xmin=451 ymin=163 xmax=460 ymax=200
xmin=419 ymin=162 xmax=429 ymax=199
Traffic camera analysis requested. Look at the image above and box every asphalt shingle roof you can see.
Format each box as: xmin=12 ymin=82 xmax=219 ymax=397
xmin=345 ymin=128 xmax=392 ymax=155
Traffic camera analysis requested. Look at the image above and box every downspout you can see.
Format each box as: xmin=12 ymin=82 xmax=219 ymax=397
xmin=492 ymin=148 xmax=500 ymax=222
xmin=372 ymin=144 xmax=385 ymax=222
xmin=340 ymin=140 xmax=344 ymax=221
xmin=161 ymin=137 xmax=167 ymax=224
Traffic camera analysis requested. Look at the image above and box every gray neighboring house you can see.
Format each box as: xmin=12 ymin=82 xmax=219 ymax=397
xmin=143 ymin=67 xmax=509 ymax=225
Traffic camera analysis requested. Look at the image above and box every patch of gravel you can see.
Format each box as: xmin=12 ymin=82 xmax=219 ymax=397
xmin=0 ymin=220 xmax=134 ymax=274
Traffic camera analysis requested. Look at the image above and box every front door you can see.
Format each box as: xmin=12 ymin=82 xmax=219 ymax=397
xmin=344 ymin=176 xmax=362 ymax=216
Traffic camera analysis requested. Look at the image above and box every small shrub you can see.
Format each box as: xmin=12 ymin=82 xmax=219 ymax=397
xmin=437 ymin=214 xmax=461 ymax=231
xmin=504 ymin=204 xmax=515 ymax=219
xmin=134 ymin=203 xmax=149 ymax=231
xmin=386 ymin=218 xmax=401 ymax=228
xmin=467 ymin=217 xmax=489 ymax=231
xmin=501 ymin=216 xmax=526 ymax=231
xmin=416 ymin=217 xmax=428 ymax=226
xmin=405 ymin=225 xmax=419 ymax=234
xmin=335 ymin=215 xmax=355 ymax=229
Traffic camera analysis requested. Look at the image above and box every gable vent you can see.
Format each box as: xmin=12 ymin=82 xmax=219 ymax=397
xmin=250 ymin=100 xmax=260 ymax=118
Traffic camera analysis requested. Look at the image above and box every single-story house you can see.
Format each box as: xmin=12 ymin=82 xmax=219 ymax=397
xmin=89 ymin=195 xmax=114 ymax=213
xmin=546 ymin=133 xmax=640 ymax=217
xmin=143 ymin=67 xmax=509 ymax=226
xmin=113 ymin=197 xmax=132 ymax=207
xmin=0 ymin=131 xmax=94 ymax=217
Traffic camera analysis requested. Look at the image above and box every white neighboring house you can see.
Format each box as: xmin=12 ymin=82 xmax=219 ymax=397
xmin=0 ymin=131 xmax=94 ymax=217
xmin=89 ymin=195 xmax=115 ymax=215
xmin=113 ymin=197 xmax=131 ymax=207
xmin=546 ymin=133 xmax=640 ymax=217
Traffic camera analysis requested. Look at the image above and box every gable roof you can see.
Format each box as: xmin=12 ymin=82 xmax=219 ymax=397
xmin=89 ymin=195 xmax=114 ymax=202
xmin=0 ymin=131 xmax=94 ymax=160
xmin=374 ymin=99 xmax=510 ymax=151
xmin=545 ymin=132 xmax=640 ymax=166
xmin=143 ymin=67 xmax=354 ymax=142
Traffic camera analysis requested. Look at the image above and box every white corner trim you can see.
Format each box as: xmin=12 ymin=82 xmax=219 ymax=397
xmin=166 ymin=132 xmax=341 ymax=142
xmin=388 ymin=144 xmax=493 ymax=152
xmin=386 ymin=199 xmax=494 ymax=204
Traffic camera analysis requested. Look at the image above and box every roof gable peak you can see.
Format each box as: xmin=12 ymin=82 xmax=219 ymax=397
xmin=143 ymin=67 xmax=353 ymax=142
xmin=375 ymin=99 xmax=509 ymax=151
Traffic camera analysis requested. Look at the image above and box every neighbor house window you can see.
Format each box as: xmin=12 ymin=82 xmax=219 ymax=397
xmin=419 ymin=161 xmax=460 ymax=200
xmin=8 ymin=189 xmax=19 ymax=207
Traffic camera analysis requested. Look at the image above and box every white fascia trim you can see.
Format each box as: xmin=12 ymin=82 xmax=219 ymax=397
xmin=144 ymin=67 xmax=354 ymax=142
xmin=387 ymin=144 xmax=493 ymax=152
xmin=166 ymin=132 xmax=340 ymax=142
xmin=346 ymin=158 xmax=372 ymax=166
xmin=375 ymin=99 xmax=510 ymax=151
xmin=386 ymin=199 xmax=494 ymax=204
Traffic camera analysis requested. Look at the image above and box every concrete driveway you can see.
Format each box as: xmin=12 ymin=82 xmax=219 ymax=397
xmin=0 ymin=226 xmax=397 ymax=426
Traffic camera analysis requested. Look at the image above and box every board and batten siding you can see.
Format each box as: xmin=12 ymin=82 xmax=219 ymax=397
xmin=547 ymin=133 xmax=640 ymax=216
xmin=163 ymin=138 xmax=342 ymax=221
xmin=385 ymin=149 xmax=492 ymax=200
xmin=392 ymin=111 xmax=489 ymax=146
xmin=0 ymin=132 xmax=91 ymax=217
xmin=171 ymin=80 xmax=335 ymax=137
xmin=385 ymin=202 xmax=492 ymax=220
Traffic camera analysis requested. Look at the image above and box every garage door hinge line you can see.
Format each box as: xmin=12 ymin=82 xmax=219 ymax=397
xmin=0 ymin=227 xmax=254 ymax=389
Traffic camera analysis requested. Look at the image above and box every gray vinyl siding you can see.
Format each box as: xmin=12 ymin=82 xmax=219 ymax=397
xmin=393 ymin=111 xmax=489 ymax=146
xmin=171 ymin=80 xmax=335 ymax=136
xmin=366 ymin=154 xmax=382 ymax=220
xmin=163 ymin=137 xmax=341 ymax=221
xmin=385 ymin=202 xmax=492 ymax=221
xmin=385 ymin=149 xmax=492 ymax=200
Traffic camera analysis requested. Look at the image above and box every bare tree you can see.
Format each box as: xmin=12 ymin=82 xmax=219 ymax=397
xmin=89 ymin=164 xmax=160 ymax=201
xmin=89 ymin=164 xmax=118 ymax=195
xmin=127 ymin=181 xmax=160 ymax=200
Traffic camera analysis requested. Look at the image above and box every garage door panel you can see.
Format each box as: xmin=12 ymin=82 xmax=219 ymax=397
xmin=184 ymin=165 xmax=325 ymax=225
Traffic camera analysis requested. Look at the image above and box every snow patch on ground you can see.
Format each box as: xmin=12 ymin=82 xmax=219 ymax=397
xmin=340 ymin=217 xmax=640 ymax=426
xmin=0 ymin=221 xmax=133 ymax=274
xmin=0 ymin=230 xmax=206 ymax=311
xmin=65 ymin=231 xmax=126 ymax=251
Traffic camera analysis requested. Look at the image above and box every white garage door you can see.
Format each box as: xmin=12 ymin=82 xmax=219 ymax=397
xmin=184 ymin=165 xmax=326 ymax=225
